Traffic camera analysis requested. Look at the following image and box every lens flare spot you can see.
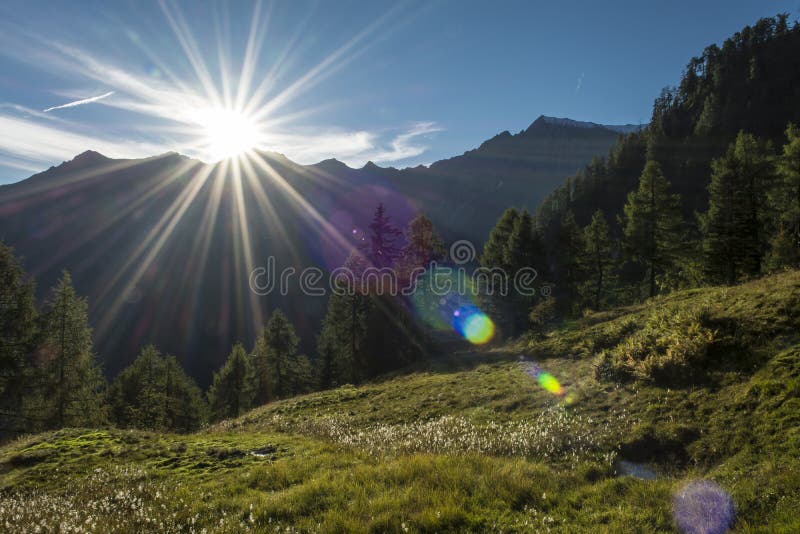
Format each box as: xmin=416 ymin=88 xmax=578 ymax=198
xmin=537 ymin=372 xmax=564 ymax=395
xmin=452 ymin=305 xmax=494 ymax=344
xmin=521 ymin=358 xmax=566 ymax=397
xmin=672 ymin=480 xmax=735 ymax=534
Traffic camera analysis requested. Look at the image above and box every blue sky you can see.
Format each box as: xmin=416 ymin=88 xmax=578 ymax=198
xmin=0 ymin=0 xmax=796 ymax=183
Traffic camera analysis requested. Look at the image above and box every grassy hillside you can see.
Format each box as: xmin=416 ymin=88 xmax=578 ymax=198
xmin=2 ymin=271 xmax=799 ymax=532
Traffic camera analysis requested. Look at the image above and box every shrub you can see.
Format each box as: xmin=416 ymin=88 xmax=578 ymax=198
xmin=594 ymin=308 xmax=717 ymax=384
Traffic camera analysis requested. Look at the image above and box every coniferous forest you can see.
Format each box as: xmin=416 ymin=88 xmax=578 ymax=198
xmin=1 ymin=6 xmax=800 ymax=533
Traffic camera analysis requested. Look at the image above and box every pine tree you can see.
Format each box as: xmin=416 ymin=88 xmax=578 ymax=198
xmin=251 ymin=310 xmax=307 ymax=403
xmin=765 ymin=124 xmax=800 ymax=269
xmin=108 ymin=346 xmax=206 ymax=432
xmin=481 ymin=208 xmax=519 ymax=271
xmin=581 ymin=209 xmax=616 ymax=310
xmin=398 ymin=214 xmax=446 ymax=323
xmin=207 ymin=343 xmax=255 ymax=421
xmin=398 ymin=214 xmax=445 ymax=281
xmin=35 ymin=272 xmax=106 ymax=429
xmin=621 ymin=161 xmax=684 ymax=297
xmin=317 ymin=290 xmax=364 ymax=387
xmin=360 ymin=203 xmax=403 ymax=268
xmin=555 ymin=210 xmax=585 ymax=309
xmin=479 ymin=208 xmax=520 ymax=330
xmin=503 ymin=210 xmax=545 ymax=333
xmin=0 ymin=242 xmax=38 ymax=435
xmin=162 ymin=354 xmax=207 ymax=432
xmin=703 ymin=132 xmax=774 ymax=284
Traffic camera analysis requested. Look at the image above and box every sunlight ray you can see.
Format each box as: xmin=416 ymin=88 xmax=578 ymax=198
xmin=230 ymin=156 xmax=264 ymax=329
xmin=247 ymin=151 xmax=356 ymax=260
xmin=238 ymin=152 xmax=305 ymax=267
xmin=96 ymin=162 xmax=215 ymax=334
xmin=181 ymin=165 xmax=227 ymax=337
xmin=234 ymin=0 xmax=271 ymax=113
xmin=0 ymin=156 xmax=161 ymax=203
xmin=247 ymin=6 xmax=400 ymax=123
xmin=31 ymin=158 xmax=203 ymax=277
xmin=239 ymin=6 xmax=314 ymax=119
xmin=157 ymin=0 xmax=222 ymax=108
xmin=212 ymin=2 xmax=234 ymax=110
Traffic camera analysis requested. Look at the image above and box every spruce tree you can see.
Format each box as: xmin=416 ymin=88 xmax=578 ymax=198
xmin=0 ymin=243 xmax=38 ymax=434
xmin=108 ymin=346 xmax=206 ymax=432
xmin=317 ymin=289 xmax=365 ymax=386
xmin=621 ymin=161 xmax=684 ymax=297
xmin=479 ymin=208 xmax=520 ymax=331
xmin=703 ymin=132 xmax=774 ymax=284
xmin=398 ymin=214 xmax=445 ymax=280
xmin=481 ymin=208 xmax=520 ymax=271
xmin=503 ymin=210 xmax=544 ymax=333
xmin=765 ymin=124 xmax=800 ymax=269
xmin=581 ymin=209 xmax=616 ymax=310
xmin=36 ymin=272 xmax=106 ymax=429
xmin=162 ymin=354 xmax=207 ymax=431
xmin=398 ymin=214 xmax=445 ymax=324
xmin=208 ymin=343 xmax=255 ymax=421
xmin=555 ymin=210 xmax=585 ymax=310
xmin=360 ymin=203 xmax=403 ymax=268
xmin=251 ymin=310 xmax=307 ymax=402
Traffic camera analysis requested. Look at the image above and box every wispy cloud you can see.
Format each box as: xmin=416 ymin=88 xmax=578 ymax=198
xmin=575 ymin=72 xmax=585 ymax=93
xmin=0 ymin=112 xmax=165 ymax=175
xmin=43 ymin=91 xmax=115 ymax=112
xmin=258 ymin=122 xmax=442 ymax=168
xmin=368 ymin=122 xmax=443 ymax=164
xmin=0 ymin=9 xmax=440 ymax=178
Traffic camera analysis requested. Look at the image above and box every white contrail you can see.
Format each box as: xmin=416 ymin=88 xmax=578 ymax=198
xmin=43 ymin=91 xmax=114 ymax=112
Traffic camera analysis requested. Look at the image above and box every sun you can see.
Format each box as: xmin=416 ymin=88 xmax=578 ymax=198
xmin=194 ymin=107 xmax=260 ymax=161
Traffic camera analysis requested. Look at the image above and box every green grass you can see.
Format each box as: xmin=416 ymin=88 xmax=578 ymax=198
xmin=2 ymin=271 xmax=800 ymax=532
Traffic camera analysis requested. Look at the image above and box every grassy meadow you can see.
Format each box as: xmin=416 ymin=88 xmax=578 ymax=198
xmin=2 ymin=271 xmax=800 ymax=532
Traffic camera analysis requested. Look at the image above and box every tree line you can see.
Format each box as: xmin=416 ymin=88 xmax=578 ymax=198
xmin=478 ymin=125 xmax=800 ymax=336
xmin=0 ymin=206 xmax=449 ymax=436
xmin=0 ymin=246 xmax=326 ymax=435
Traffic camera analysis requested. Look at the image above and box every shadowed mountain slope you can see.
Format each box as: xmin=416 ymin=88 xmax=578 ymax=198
xmin=0 ymin=117 xmax=623 ymax=383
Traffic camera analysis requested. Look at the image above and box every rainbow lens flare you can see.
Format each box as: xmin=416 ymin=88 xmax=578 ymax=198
xmin=452 ymin=305 xmax=495 ymax=344
xmin=537 ymin=371 xmax=564 ymax=395
xmin=521 ymin=359 xmax=565 ymax=397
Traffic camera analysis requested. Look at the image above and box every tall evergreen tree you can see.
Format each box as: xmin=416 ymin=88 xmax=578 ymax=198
xmin=316 ymin=287 xmax=366 ymax=387
xmin=398 ymin=214 xmax=446 ymax=325
xmin=108 ymin=346 xmax=205 ymax=432
xmin=251 ymin=310 xmax=309 ymax=403
xmin=318 ymin=244 xmax=427 ymax=386
xmin=554 ymin=210 xmax=586 ymax=309
xmin=581 ymin=209 xmax=616 ymax=310
xmin=162 ymin=354 xmax=207 ymax=432
xmin=479 ymin=208 xmax=520 ymax=331
xmin=481 ymin=208 xmax=520 ymax=271
xmin=0 ymin=243 xmax=38 ymax=435
xmin=765 ymin=123 xmax=800 ymax=269
xmin=207 ymin=343 xmax=255 ymax=421
xmin=503 ymin=210 xmax=545 ymax=333
xmin=702 ymin=132 xmax=774 ymax=283
xmin=398 ymin=214 xmax=445 ymax=280
xmin=621 ymin=161 xmax=684 ymax=297
xmin=360 ymin=203 xmax=403 ymax=268
xmin=35 ymin=272 xmax=106 ymax=429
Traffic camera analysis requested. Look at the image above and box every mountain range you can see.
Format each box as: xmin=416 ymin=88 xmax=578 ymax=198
xmin=0 ymin=115 xmax=635 ymax=383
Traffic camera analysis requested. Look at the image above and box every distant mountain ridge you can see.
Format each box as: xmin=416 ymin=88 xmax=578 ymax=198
xmin=529 ymin=115 xmax=644 ymax=135
xmin=0 ymin=114 xmax=625 ymax=384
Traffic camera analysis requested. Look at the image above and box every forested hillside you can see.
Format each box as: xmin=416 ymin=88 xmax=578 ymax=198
xmin=532 ymin=15 xmax=800 ymax=305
